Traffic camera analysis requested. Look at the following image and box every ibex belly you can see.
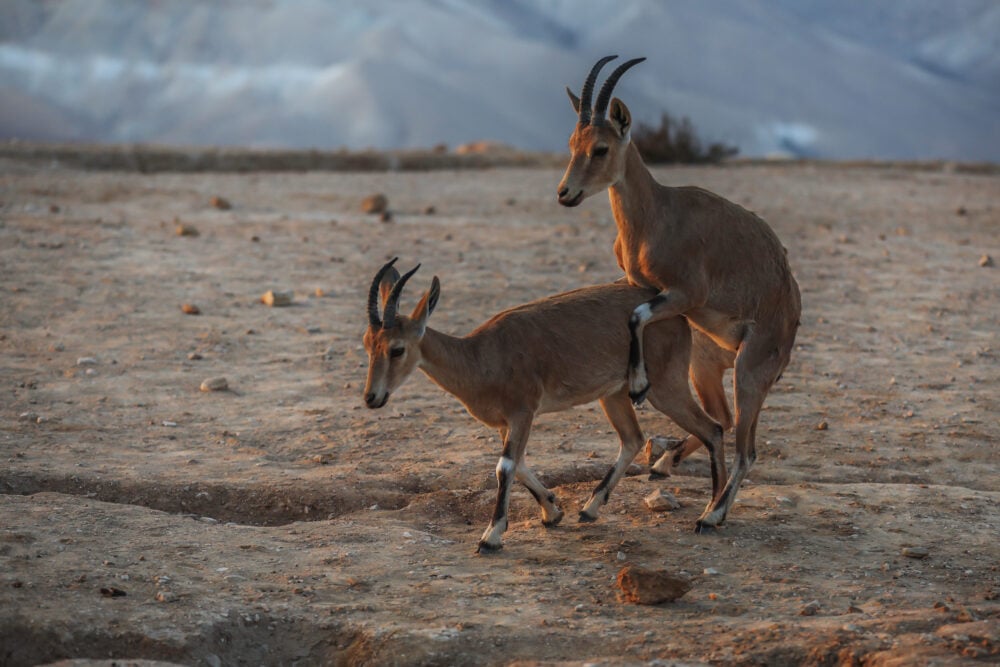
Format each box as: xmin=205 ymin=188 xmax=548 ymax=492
xmin=686 ymin=307 xmax=748 ymax=353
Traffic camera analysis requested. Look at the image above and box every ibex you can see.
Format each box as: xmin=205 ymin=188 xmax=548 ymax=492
xmin=558 ymin=56 xmax=801 ymax=531
xmin=362 ymin=258 xmax=726 ymax=553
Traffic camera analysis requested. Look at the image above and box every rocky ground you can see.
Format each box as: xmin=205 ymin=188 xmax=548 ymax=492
xmin=1 ymin=154 xmax=998 ymax=666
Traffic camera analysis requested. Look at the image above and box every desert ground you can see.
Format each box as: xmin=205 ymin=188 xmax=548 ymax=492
xmin=1 ymin=150 xmax=998 ymax=666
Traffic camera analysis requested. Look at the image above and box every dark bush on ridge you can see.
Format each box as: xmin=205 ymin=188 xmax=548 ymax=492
xmin=632 ymin=112 xmax=738 ymax=164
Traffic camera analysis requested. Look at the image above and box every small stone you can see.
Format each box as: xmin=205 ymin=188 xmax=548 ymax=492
xmin=816 ymin=420 xmax=829 ymax=431
xmin=800 ymin=600 xmax=821 ymax=616
xmin=209 ymin=196 xmax=231 ymax=210
xmin=956 ymin=206 xmax=967 ymax=216
xmin=644 ymin=489 xmax=681 ymax=512
xmin=261 ymin=290 xmax=293 ymax=307
xmin=979 ymin=254 xmax=994 ymax=268
xmin=616 ymin=565 xmax=692 ymax=605
xmin=76 ymin=357 xmax=98 ymax=366
xmin=18 ymin=412 xmax=39 ymax=422
xmin=379 ymin=210 xmax=393 ymax=223
xmin=200 ymin=377 xmax=228 ymax=392
xmin=162 ymin=421 xmax=178 ymax=427
xmin=361 ymin=193 xmax=388 ymax=214
xmin=314 ymin=287 xmax=325 ymax=298
xmin=155 ymin=590 xmax=179 ymax=603
xmin=703 ymin=567 xmax=720 ymax=576
xmin=100 ymin=587 xmax=127 ymax=598
xmin=175 ymin=223 xmax=199 ymax=237
xmin=187 ymin=352 xmax=203 ymax=360
xmin=643 ymin=435 xmax=679 ymax=465
xmin=423 ymin=205 xmax=436 ymax=215
xmin=181 ymin=303 xmax=201 ymax=315
xmin=902 ymin=546 xmax=930 ymax=559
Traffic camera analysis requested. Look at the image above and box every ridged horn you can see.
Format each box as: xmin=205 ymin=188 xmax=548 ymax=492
xmin=593 ymin=57 xmax=646 ymax=123
xmin=578 ymin=55 xmax=617 ymax=125
xmin=382 ymin=263 xmax=420 ymax=329
xmin=367 ymin=257 xmax=399 ymax=328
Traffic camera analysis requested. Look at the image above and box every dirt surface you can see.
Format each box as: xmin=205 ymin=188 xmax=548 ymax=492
xmin=1 ymin=156 xmax=998 ymax=666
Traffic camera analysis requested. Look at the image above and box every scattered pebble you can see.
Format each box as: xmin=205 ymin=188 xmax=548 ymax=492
xmin=902 ymin=546 xmax=930 ymax=559
xmin=314 ymin=287 xmax=325 ymax=297
xmin=361 ymin=193 xmax=388 ymax=214
xmin=155 ymin=590 xmax=178 ymax=603
xmin=261 ymin=290 xmax=293 ymax=307
xmin=703 ymin=568 xmax=720 ymax=576
xmin=816 ymin=420 xmax=829 ymax=431
xmin=800 ymin=600 xmax=821 ymax=616
xmin=200 ymin=377 xmax=228 ymax=392
xmin=162 ymin=421 xmax=178 ymax=427
xmin=616 ymin=565 xmax=692 ymax=605
xmin=643 ymin=435 xmax=679 ymax=465
xmin=100 ymin=587 xmax=126 ymax=598
xmin=175 ymin=223 xmax=199 ymax=237
xmin=423 ymin=205 xmax=437 ymax=215
xmin=209 ymin=195 xmax=232 ymax=210
xmin=979 ymin=254 xmax=994 ymax=268
xmin=956 ymin=206 xmax=967 ymax=216
xmin=187 ymin=352 xmax=203 ymax=360
xmin=644 ymin=489 xmax=681 ymax=512
xmin=181 ymin=303 xmax=201 ymax=315
xmin=18 ymin=412 xmax=39 ymax=422
xmin=76 ymin=357 xmax=98 ymax=366
xmin=380 ymin=210 xmax=393 ymax=223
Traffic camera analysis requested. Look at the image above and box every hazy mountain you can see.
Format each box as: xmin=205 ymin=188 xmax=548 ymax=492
xmin=1 ymin=0 xmax=998 ymax=160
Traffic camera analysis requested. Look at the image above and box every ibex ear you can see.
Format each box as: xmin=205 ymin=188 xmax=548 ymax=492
xmin=379 ymin=267 xmax=401 ymax=310
xmin=609 ymin=97 xmax=632 ymax=138
xmin=410 ymin=276 xmax=440 ymax=336
xmin=566 ymin=87 xmax=582 ymax=114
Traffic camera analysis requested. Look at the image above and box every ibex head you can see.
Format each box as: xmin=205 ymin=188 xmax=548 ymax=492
xmin=558 ymin=55 xmax=645 ymax=207
xmin=362 ymin=258 xmax=440 ymax=409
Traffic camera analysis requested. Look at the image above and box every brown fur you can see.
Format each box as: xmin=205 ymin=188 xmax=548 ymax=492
xmin=363 ymin=271 xmax=725 ymax=552
xmin=558 ymin=79 xmax=800 ymax=529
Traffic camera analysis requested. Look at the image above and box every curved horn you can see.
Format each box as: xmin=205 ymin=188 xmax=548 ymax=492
xmin=578 ymin=55 xmax=617 ymax=125
xmin=382 ymin=263 xmax=420 ymax=329
xmin=367 ymin=257 xmax=398 ymax=328
xmin=593 ymin=57 xmax=646 ymax=123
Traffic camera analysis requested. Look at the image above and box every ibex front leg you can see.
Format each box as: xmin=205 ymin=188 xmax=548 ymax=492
xmin=478 ymin=413 xmax=533 ymax=554
xmin=628 ymin=289 xmax=693 ymax=405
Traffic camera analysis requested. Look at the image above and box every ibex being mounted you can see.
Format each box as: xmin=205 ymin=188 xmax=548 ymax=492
xmin=362 ymin=258 xmax=726 ymax=553
xmin=558 ymin=56 xmax=801 ymax=531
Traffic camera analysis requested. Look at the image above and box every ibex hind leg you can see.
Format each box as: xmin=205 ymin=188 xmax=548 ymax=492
xmin=696 ymin=331 xmax=784 ymax=530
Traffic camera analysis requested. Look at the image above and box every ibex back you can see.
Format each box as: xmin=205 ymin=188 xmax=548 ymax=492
xmin=558 ymin=56 xmax=801 ymax=531
xmin=362 ymin=259 xmax=726 ymax=553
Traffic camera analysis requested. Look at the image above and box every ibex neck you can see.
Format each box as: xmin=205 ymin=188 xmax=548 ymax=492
xmin=608 ymin=142 xmax=659 ymax=232
xmin=417 ymin=327 xmax=481 ymax=402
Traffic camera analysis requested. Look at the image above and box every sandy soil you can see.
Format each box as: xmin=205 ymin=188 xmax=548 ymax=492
xmin=1 ymin=156 xmax=998 ymax=666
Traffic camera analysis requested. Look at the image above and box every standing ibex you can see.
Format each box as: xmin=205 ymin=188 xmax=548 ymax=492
xmin=558 ymin=56 xmax=801 ymax=531
xmin=362 ymin=258 xmax=725 ymax=553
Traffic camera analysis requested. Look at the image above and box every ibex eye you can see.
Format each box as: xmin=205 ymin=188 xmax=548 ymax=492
xmin=593 ymin=146 xmax=609 ymax=157
xmin=389 ymin=347 xmax=405 ymax=358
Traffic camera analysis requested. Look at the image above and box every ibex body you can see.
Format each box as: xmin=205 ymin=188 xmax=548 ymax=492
xmin=362 ymin=259 xmax=725 ymax=553
xmin=558 ymin=56 xmax=801 ymax=530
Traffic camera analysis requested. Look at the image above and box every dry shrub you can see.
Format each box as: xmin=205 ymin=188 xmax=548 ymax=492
xmin=633 ymin=112 xmax=738 ymax=164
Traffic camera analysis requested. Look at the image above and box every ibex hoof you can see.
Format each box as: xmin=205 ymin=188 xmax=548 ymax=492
xmin=476 ymin=540 xmax=503 ymax=554
xmin=629 ymin=384 xmax=650 ymax=406
xmin=577 ymin=511 xmax=598 ymax=523
xmin=694 ymin=520 xmax=718 ymax=535
xmin=647 ymin=471 xmax=667 ymax=481
xmin=542 ymin=510 xmax=565 ymax=528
